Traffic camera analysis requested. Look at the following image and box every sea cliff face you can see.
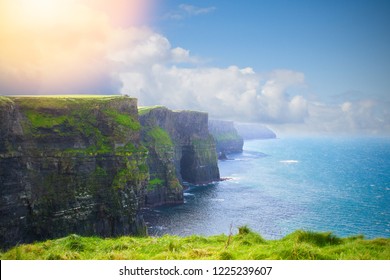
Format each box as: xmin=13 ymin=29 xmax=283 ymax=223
xmin=0 ymin=96 xmax=149 ymax=248
xmin=0 ymin=96 xmax=221 ymax=248
xmin=139 ymin=107 xmax=220 ymax=207
xmin=208 ymin=119 xmax=243 ymax=155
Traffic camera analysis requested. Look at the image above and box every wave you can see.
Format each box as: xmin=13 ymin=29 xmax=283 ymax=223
xmin=210 ymin=198 xmax=225 ymax=202
xmin=280 ymin=160 xmax=299 ymax=164
xmin=183 ymin=193 xmax=195 ymax=197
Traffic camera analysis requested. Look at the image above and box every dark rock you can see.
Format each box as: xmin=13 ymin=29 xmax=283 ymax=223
xmin=0 ymin=97 xmax=222 ymax=248
xmin=0 ymin=96 xmax=148 ymax=249
xmin=139 ymin=107 xmax=220 ymax=196
xmin=218 ymin=152 xmax=228 ymax=160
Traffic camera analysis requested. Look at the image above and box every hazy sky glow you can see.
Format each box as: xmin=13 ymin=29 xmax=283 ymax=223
xmin=0 ymin=0 xmax=389 ymax=135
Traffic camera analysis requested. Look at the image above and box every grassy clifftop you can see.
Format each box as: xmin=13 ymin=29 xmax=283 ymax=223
xmin=1 ymin=228 xmax=388 ymax=260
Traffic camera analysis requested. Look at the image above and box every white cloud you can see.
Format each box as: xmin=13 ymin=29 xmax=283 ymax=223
xmin=258 ymin=70 xmax=307 ymax=122
xmin=116 ymin=37 xmax=309 ymax=124
xmin=108 ymin=29 xmax=171 ymax=67
xmin=341 ymin=102 xmax=352 ymax=112
xmin=179 ymin=4 xmax=216 ymax=16
xmin=272 ymin=97 xmax=390 ymax=135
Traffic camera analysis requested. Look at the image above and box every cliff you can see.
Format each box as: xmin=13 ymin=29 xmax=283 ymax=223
xmin=139 ymin=106 xmax=220 ymax=204
xmin=139 ymin=108 xmax=182 ymax=206
xmin=0 ymin=96 xmax=148 ymax=248
xmin=0 ymin=96 xmax=221 ymax=248
xmin=208 ymin=119 xmax=243 ymax=155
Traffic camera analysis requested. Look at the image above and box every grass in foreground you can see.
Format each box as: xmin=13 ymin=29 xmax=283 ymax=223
xmin=1 ymin=227 xmax=389 ymax=260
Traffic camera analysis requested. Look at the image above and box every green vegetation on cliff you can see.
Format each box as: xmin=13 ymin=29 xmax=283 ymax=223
xmin=103 ymin=108 xmax=141 ymax=131
xmin=141 ymin=124 xmax=180 ymax=195
xmin=10 ymin=96 xmax=141 ymax=156
xmin=1 ymin=228 xmax=388 ymax=260
xmin=112 ymin=158 xmax=149 ymax=190
xmin=146 ymin=127 xmax=174 ymax=147
xmin=213 ymin=132 xmax=241 ymax=142
xmin=208 ymin=119 xmax=243 ymax=154
xmin=0 ymin=95 xmax=149 ymax=248
xmin=138 ymin=105 xmax=165 ymax=116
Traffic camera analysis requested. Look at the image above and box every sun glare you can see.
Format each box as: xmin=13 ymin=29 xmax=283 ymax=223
xmin=16 ymin=0 xmax=67 ymax=23
xmin=0 ymin=0 xmax=154 ymax=94
xmin=3 ymin=0 xmax=152 ymax=27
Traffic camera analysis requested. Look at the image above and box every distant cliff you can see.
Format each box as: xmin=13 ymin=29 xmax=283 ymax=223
xmin=208 ymin=119 xmax=243 ymax=155
xmin=0 ymin=96 xmax=220 ymax=248
xmin=139 ymin=107 xmax=220 ymax=204
xmin=234 ymin=123 xmax=276 ymax=140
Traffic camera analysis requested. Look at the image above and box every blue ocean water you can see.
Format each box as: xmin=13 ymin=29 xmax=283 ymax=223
xmin=143 ymin=137 xmax=390 ymax=239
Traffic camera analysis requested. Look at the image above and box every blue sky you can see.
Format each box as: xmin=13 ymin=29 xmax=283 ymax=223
xmin=1 ymin=0 xmax=389 ymax=135
xmin=154 ymin=0 xmax=390 ymax=100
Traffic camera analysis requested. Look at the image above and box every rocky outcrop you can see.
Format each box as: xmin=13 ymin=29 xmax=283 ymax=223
xmin=0 ymin=96 xmax=148 ymax=248
xmin=139 ymin=106 xmax=220 ymax=200
xmin=208 ymin=119 xmax=243 ymax=155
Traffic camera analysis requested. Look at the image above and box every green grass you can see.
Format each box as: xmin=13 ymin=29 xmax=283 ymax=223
xmin=5 ymin=96 xmax=144 ymax=156
xmin=138 ymin=105 xmax=165 ymax=116
xmin=1 ymin=228 xmax=388 ymax=260
xmin=0 ymin=96 xmax=14 ymax=105
xmin=13 ymin=96 xmax=140 ymax=132
xmin=103 ymin=109 xmax=141 ymax=131
xmin=25 ymin=111 xmax=68 ymax=128
xmin=213 ymin=132 xmax=242 ymax=142
xmin=147 ymin=178 xmax=165 ymax=191
xmin=146 ymin=127 xmax=173 ymax=147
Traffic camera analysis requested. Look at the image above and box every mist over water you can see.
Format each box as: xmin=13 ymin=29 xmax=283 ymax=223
xmin=143 ymin=137 xmax=390 ymax=239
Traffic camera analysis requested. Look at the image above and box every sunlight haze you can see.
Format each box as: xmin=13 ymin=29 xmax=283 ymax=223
xmin=0 ymin=0 xmax=389 ymax=135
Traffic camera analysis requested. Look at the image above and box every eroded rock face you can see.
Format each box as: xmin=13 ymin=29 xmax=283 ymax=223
xmin=0 ymin=97 xmax=222 ymax=248
xmin=140 ymin=107 xmax=220 ymax=206
xmin=208 ymin=119 xmax=244 ymax=155
xmin=0 ymin=96 xmax=148 ymax=248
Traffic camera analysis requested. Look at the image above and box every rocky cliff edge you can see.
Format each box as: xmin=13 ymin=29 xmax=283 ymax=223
xmin=0 ymin=96 xmax=221 ymax=248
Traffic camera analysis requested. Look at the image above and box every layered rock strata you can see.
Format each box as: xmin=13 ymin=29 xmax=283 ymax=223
xmin=208 ymin=119 xmax=244 ymax=155
xmin=0 ymin=97 xmax=221 ymax=248
xmin=0 ymin=96 xmax=148 ymax=248
xmin=139 ymin=106 xmax=220 ymax=206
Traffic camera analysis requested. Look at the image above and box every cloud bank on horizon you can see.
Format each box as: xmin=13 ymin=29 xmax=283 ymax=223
xmin=0 ymin=0 xmax=388 ymax=135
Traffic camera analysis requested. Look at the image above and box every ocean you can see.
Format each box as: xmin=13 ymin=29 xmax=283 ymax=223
xmin=143 ymin=137 xmax=390 ymax=239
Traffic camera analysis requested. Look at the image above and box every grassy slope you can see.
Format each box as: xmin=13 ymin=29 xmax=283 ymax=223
xmin=1 ymin=228 xmax=389 ymax=260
